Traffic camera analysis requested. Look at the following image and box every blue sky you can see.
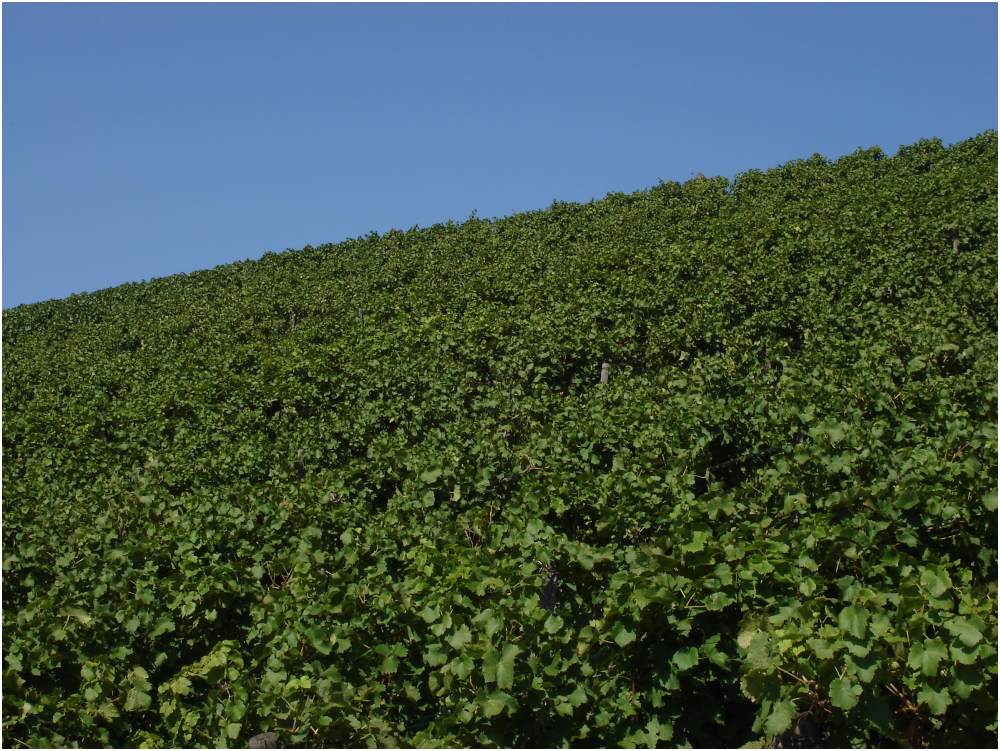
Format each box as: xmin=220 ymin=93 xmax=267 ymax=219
xmin=3 ymin=3 xmax=997 ymax=307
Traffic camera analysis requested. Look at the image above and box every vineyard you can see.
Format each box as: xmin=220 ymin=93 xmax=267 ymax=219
xmin=2 ymin=132 xmax=997 ymax=748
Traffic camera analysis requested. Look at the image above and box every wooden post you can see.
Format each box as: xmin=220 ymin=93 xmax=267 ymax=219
xmin=947 ymin=225 xmax=960 ymax=253
xmin=249 ymin=732 xmax=279 ymax=749
xmin=600 ymin=362 xmax=610 ymax=384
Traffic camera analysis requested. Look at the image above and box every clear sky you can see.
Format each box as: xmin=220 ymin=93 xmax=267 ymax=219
xmin=3 ymin=3 xmax=997 ymax=308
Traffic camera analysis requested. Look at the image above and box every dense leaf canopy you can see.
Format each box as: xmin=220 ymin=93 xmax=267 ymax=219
xmin=3 ymin=132 xmax=997 ymax=748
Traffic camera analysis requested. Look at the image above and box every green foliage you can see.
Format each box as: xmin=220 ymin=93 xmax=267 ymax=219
xmin=3 ymin=132 xmax=997 ymax=748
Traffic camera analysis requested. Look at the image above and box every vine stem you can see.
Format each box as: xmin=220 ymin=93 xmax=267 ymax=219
xmin=777 ymin=666 xmax=815 ymax=687
xmin=887 ymin=682 xmax=920 ymax=713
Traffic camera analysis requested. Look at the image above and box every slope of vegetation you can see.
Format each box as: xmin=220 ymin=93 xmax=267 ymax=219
xmin=3 ymin=133 xmax=997 ymax=748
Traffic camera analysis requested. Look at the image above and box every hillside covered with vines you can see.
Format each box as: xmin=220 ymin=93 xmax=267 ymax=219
xmin=3 ymin=132 xmax=997 ymax=748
